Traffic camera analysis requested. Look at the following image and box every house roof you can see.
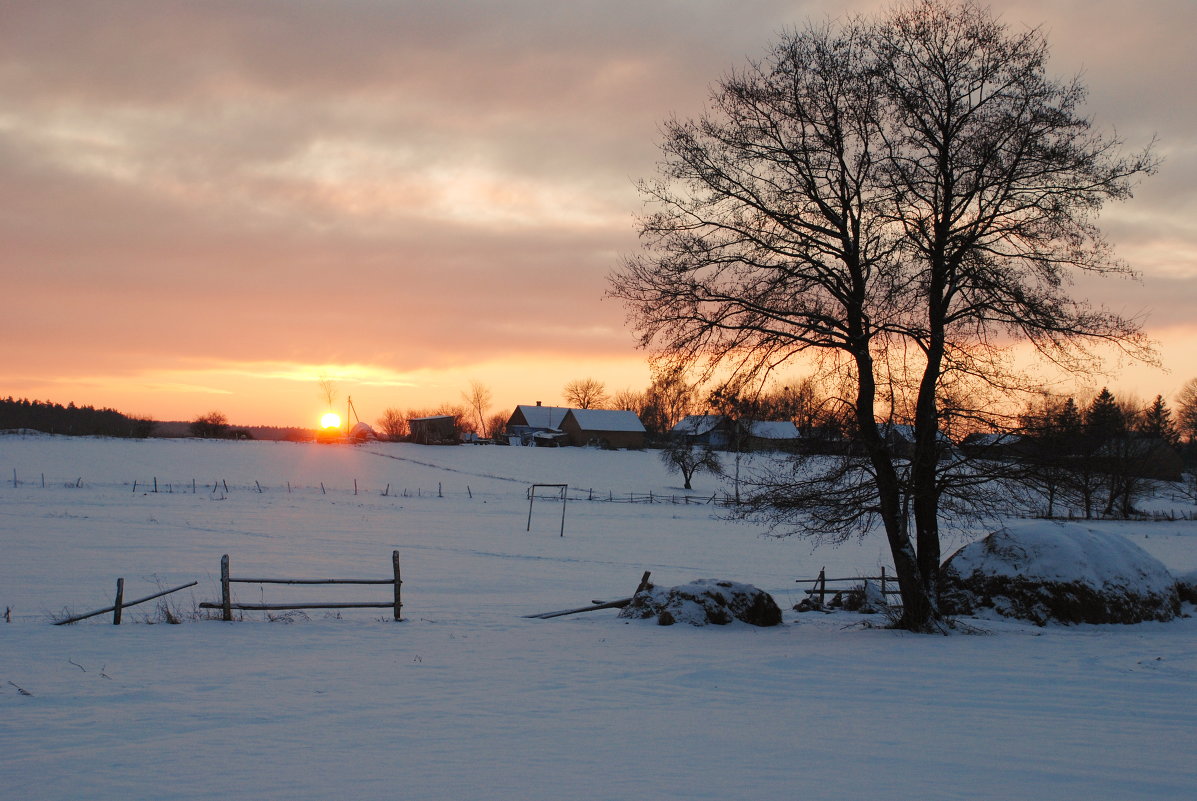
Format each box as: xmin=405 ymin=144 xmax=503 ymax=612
xmin=671 ymin=415 xmax=729 ymax=436
xmin=563 ymin=408 xmax=646 ymax=433
xmin=512 ymin=405 xmax=572 ymax=429
xmin=743 ymin=420 xmax=800 ymax=440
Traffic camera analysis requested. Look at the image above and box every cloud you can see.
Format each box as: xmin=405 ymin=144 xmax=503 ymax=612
xmin=2 ymin=0 xmax=1193 ymax=425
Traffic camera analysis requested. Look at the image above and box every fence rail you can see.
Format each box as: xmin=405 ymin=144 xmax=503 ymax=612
xmin=199 ymin=552 xmax=403 ymax=621
xmin=797 ymin=567 xmax=901 ymax=607
xmin=54 ymin=579 xmax=198 ymax=625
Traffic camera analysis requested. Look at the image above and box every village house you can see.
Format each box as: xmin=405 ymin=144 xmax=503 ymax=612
xmin=504 ymin=402 xmax=572 ymax=445
xmin=558 ymin=408 xmax=646 ymax=449
xmin=670 ymin=414 xmax=738 ymax=448
xmin=740 ymin=419 xmax=801 ymax=451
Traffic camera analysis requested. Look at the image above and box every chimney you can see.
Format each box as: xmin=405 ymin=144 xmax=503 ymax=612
xmin=536 ymin=401 xmax=542 ymax=406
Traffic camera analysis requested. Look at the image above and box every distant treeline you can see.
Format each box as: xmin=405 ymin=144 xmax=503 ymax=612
xmin=1 ymin=397 xmax=155 ymax=438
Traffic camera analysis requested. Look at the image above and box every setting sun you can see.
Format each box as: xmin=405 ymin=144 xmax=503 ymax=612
xmin=320 ymin=412 xmax=341 ymax=429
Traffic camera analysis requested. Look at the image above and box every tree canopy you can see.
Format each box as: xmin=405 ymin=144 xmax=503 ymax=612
xmin=610 ymin=0 xmax=1156 ymax=631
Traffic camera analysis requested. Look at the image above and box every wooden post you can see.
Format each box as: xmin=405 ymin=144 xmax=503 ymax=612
xmin=817 ymin=567 xmax=827 ymax=606
xmin=880 ymin=566 xmax=887 ymax=602
xmin=113 ymin=578 xmax=124 ymax=625
xmin=221 ymin=554 xmax=232 ymax=621
xmin=392 ymin=550 xmax=403 ymax=621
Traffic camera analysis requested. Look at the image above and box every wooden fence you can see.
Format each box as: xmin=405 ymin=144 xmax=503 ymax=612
xmin=54 ymin=579 xmax=198 ymax=625
xmin=798 ymin=567 xmax=902 ymax=606
xmin=200 ymin=552 xmax=403 ymax=621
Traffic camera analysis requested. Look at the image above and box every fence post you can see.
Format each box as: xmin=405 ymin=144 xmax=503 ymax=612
xmin=880 ymin=566 xmax=887 ymax=602
xmin=221 ymin=554 xmax=232 ymax=621
xmin=113 ymin=578 xmax=124 ymax=625
xmin=392 ymin=550 xmax=403 ymax=621
xmin=817 ymin=567 xmax=827 ymax=606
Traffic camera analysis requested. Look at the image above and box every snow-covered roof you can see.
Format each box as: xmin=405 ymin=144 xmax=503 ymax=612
xmin=962 ymin=432 xmax=1021 ymax=447
xmin=671 ymin=415 xmax=728 ymax=435
xmin=513 ymin=404 xmax=572 ymax=429
xmin=743 ymin=420 xmax=800 ymax=440
xmin=877 ymin=423 xmax=951 ymax=444
xmin=564 ymin=408 xmax=646 ymax=433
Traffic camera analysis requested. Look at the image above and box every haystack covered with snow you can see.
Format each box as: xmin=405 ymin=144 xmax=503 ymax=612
xmin=618 ymin=578 xmax=782 ymax=626
xmin=941 ymin=521 xmax=1180 ymax=625
xmin=348 ymin=421 xmax=378 ymax=442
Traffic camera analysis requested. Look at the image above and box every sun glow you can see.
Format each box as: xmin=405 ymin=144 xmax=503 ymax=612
xmin=320 ymin=412 xmax=341 ymax=429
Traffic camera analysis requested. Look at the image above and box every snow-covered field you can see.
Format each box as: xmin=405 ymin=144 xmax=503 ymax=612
xmin=2 ymin=436 xmax=1195 ymax=800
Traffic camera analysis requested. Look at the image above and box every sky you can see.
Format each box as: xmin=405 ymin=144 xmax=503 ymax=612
xmin=2 ymin=0 xmax=1194 ymax=429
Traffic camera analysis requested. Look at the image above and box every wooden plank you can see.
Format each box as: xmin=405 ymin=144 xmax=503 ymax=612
xmin=525 ymin=571 xmax=652 ymax=619
xmin=200 ymin=602 xmax=395 ymax=611
xmin=228 ymin=577 xmax=395 ymax=585
xmin=54 ymin=581 xmax=198 ymax=626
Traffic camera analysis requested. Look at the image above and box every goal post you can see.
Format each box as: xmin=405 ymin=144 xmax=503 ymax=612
xmin=527 ymin=483 xmax=568 ymax=537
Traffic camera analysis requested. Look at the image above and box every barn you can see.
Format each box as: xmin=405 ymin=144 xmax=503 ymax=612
xmin=408 ymin=415 xmax=458 ymax=445
xmin=558 ymin=409 xmax=646 ymax=449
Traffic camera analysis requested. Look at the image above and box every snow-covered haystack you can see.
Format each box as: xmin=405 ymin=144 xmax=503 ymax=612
xmin=618 ymin=579 xmax=782 ymax=627
xmin=941 ymin=522 xmax=1180 ymax=625
xmin=348 ymin=422 xmax=378 ymax=442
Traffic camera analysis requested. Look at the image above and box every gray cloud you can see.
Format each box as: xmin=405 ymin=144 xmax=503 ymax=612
xmin=2 ymin=0 xmax=1193 ymax=415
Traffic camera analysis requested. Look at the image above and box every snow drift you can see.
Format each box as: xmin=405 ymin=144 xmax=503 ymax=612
xmin=941 ymin=521 xmax=1180 ymax=625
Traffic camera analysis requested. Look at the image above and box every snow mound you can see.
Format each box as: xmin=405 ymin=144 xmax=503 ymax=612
xmin=941 ymin=521 xmax=1180 ymax=625
xmin=618 ymin=579 xmax=782 ymax=627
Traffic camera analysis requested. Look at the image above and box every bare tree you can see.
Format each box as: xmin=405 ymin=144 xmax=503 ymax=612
xmin=317 ymin=376 xmax=338 ymax=410
xmin=660 ymin=439 xmax=724 ymax=491
xmin=189 ymin=411 xmax=229 ymax=439
xmin=377 ymin=408 xmax=408 ymax=442
xmin=1177 ymin=378 xmax=1197 ymax=444
xmin=461 ymin=381 xmax=493 ymax=436
xmin=563 ymin=378 xmax=609 ymax=409
xmin=610 ymin=388 xmax=646 ymax=413
xmin=485 ymin=412 xmax=509 ymax=440
xmin=610 ymin=1 xmax=1154 ymax=631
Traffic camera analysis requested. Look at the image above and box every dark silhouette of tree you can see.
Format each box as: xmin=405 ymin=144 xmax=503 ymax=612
xmin=0 ymin=397 xmax=153 ymax=437
xmin=563 ymin=378 xmax=609 ymax=409
xmin=189 ymin=411 xmax=229 ymax=439
xmin=1176 ymin=378 xmax=1197 ymax=445
xmin=660 ymin=439 xmax=724 ymax=490
xmin=1139 ymin=395 xmax=1180 ymax=447
xmin=609 ymin=0 xmax=1155 ymax=631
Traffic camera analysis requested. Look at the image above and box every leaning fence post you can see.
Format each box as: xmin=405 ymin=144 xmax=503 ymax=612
xmin=392 ymin=550 xmax=403 ymax=621
xmin=221 ymin=554 xmax=232 ymax=621
xmin=113 ymin=578 xmax=124 ymax=625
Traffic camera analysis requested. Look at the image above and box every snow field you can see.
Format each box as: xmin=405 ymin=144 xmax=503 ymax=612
xmin=2 ymin=437 xmax=1195 ymax=800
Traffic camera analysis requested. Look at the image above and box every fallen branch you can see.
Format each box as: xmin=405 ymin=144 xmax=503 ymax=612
xmin=524 ymin=571 xmax=651 ymax=619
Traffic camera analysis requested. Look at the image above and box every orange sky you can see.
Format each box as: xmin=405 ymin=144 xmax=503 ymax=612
xmin=2 ymin=1 xmax=1194 ymax=428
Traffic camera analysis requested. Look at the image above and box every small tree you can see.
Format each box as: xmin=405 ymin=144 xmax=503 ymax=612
xmin=377 ymin=408 xmax=408 ymax=441
xmin=190 ymin=411 xmax=229 ymax=439
xmin=660 ymin=439 xmax=723 ymax=490
xmin=484 ymin=412 xmax=509 ymax=440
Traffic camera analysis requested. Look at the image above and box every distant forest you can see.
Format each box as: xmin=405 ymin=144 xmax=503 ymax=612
xmin=1 ymin=397 xmax=154 ymax=438
xmin=1 ymin=397 xmax=315 ymax=441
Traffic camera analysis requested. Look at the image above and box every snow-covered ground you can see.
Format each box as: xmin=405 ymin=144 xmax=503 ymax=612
xmin=2 ymin=436 xmax=1195 ymax=800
